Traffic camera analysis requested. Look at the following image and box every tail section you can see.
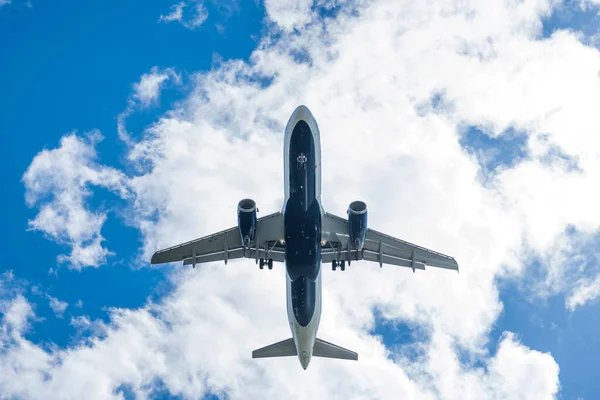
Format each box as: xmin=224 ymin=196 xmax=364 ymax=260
xmin=252 ymin=337 xmax=358 ymax=367
xmin=252 ymin=338 xmax=297 ymax=359
xmin=313 ymin=338 xmax=358 ymax=360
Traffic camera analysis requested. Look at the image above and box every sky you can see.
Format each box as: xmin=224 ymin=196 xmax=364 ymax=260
xmin=1 ymin=0 xmax=600 ymax=399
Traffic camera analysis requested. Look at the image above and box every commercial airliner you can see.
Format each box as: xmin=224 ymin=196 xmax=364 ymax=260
xmin=151 ymin=105 xmax=459 ymax=370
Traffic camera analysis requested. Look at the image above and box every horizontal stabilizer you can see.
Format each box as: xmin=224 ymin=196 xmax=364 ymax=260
xmin=313 ymin=338 xmax=358 ymax=361
xmin=252 ymin=338 xmax=297 ymax=359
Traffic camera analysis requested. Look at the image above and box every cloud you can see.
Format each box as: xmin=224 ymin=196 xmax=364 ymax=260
xmin=567 ymin=274 xmax=600 ymax=310
xmin=22 ymin=131 xmax=130 ymax=269
xmin=159 ymin=1 xmax=208 ymax=30
xmin=264 ymin=0 xmax=315 ymax=32
xmin=47 ymin=295 xmax=68 ymax=318
xmin=15 ymin=0 xmax=600 ymax=397
xmin=0 ymin=272 xmax=32 ymax=336
xmin=132 ymin=67 xmax=180 ymax=108
xmin=118 ymin=66 xmax=180 ymax=145
xmin=0 ymin=0 xmax=34 ymax=8
xmin=0 ymin=269 xmax=560 ymax=399
xmin=159 ymin=1 xmax=185 ymax=23
xmin=484 ymin=332 xmax=560 ymax=399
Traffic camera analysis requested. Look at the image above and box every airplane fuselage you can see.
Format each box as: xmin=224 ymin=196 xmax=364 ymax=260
xmin=282 ymin=107 xmax=323 ymax=370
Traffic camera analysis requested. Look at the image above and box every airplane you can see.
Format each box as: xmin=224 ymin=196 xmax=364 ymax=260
xmin=151 ymin=105 xmax=459 ymax=370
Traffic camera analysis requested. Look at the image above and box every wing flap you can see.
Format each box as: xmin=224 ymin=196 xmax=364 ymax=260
xmin=365 ymin=232 xmax=458 ymax=270
xmin=182 ymin=248 xmax=286 ymax=266
xmin=322 ymin=212 xmax=459 ymax=271
xmin=151 ymin=227 xmax=241 ymax=264
xmin=322 ymin=250 xmax=426 ymax=270
xmin=151 ymin=212 xmax=284 ymax=266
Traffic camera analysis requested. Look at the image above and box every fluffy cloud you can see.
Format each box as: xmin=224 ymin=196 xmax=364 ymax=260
xmin=22 ymin=131 xmax=130 ymax=269
xmin=47 ymin=296 xmax=68 ymax=318
xmin=567 ymin=274 xmax=600 ymax=310
xmin=132 ymin=67 xmax=180 ymax=107
xmin=118 ymin=66 xmax=181 ymax=145
xmin=264 ymin=0 xmax=315 ymax=32
xmin=0 ymin=268 xmax=559 ymax=399
xmin=159 ymin=1 xmax=209 ymax=30
xmin=15 ymin=0 xmax=600 ymax=397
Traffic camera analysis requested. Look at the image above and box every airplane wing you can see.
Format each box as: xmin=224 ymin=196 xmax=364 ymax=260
xmin=151 ymin=212 xmax=285 ymax=267
xmin=321 ymin=212 xmax=459 ymax=272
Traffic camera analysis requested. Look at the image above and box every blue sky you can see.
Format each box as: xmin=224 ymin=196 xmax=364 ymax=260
xmin=1 ymin=0 xmax=264 ymax=320
xmin=1 ymin=1 xmax=600 ymax=399
xmin=0 ymin=0 xmax=267 ymax=373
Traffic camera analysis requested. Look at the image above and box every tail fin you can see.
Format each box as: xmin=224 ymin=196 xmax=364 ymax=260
xmin=252 ymin=338 xmax=297 ymax=359
xmin=313 ymin=338 xmax=358 ymax=360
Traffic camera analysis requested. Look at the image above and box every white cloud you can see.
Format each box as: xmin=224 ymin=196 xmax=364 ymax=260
xmin=567 ymin=274 xmax=600 ymax=310
xmin=0 ymin=269 xmax=560 ymax=399
xmin=159 ymin=1 xmax=208 ymax=30
xmin=22 ymin=131 xmax=130 ymax=269
xmin=70 ymin=315 xmax=107 ymax=339
xmin=16 ymin=0 xmax=600 ymax=397
xmin=264 ymin=0 xmax=314 ymax=32
xmin=1 ymin=295 xmax=33 ymax=336
xmin=0 ymin=0 xmax=11 ymax=7
xmin=132 ymin=66 xmax=180 ymax=107
xmin=485 ymin=333 xmax=560 ymax=399
xmin=159 ymin=1 xmax=185 ymax=23
xmin=118 ymin=66 xmax=181 ymax=145
xmin=47 ymin=295 xmax=68 ymax=318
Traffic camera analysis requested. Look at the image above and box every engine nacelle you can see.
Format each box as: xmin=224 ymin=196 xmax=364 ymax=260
xmin=347 ymin=201 xmax=368 ymax=251
xmin=238 ymin=199 xmax=257 ymax=247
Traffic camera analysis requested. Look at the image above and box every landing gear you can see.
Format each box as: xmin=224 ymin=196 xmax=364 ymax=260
xmin=259 ymin=258 xmax=273 ymax=270
xmin=332 ymin=260 xmax=346 ymax=271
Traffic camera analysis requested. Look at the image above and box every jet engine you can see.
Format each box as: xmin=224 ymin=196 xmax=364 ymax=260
xmin=238 ymin=199 xmax=257 ymax=247
xmin=347 ymin=201 xmax=368 ymax=251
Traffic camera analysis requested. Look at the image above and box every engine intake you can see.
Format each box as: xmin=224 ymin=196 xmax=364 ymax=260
xmin=348 ymin=201 xmax=368 ymax=250
xmin=238 ymin=199 xmax=257 ymax=247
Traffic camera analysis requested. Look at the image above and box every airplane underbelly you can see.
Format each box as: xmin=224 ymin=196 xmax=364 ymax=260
xmin=284 ymin=118 xmax=322 ymax=326
xmin=286 ymin=270 xmax=322 ymax=364
xmin=281 ymin=106 xmax=324 ymax=369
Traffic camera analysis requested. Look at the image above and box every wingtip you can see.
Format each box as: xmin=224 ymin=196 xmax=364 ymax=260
xmin=150 ymin=252 xmax=160 ymax=265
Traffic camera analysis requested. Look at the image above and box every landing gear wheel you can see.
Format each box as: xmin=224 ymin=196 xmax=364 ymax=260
xmin=340 ymin=260 xmax=346 ymax=271
xmin=268 ymin=259 xmax=273 ymax=270
xmin=332 ymin=260 xmax=337 ymax=271
xmin=259 ymin=259 xmax=265 ymax=270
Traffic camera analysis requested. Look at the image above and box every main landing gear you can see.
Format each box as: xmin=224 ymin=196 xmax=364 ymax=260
xmin=259 ymin=258 xmax=274 ymax=270
xmin=331 ymin=260 xmax=346 ymax=271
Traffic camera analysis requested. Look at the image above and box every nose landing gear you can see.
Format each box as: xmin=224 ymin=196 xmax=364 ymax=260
xmin=259 ymin=259 xmax=274 ymax=270
xmin=296 ymin=153 xmax=308 ymax=170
